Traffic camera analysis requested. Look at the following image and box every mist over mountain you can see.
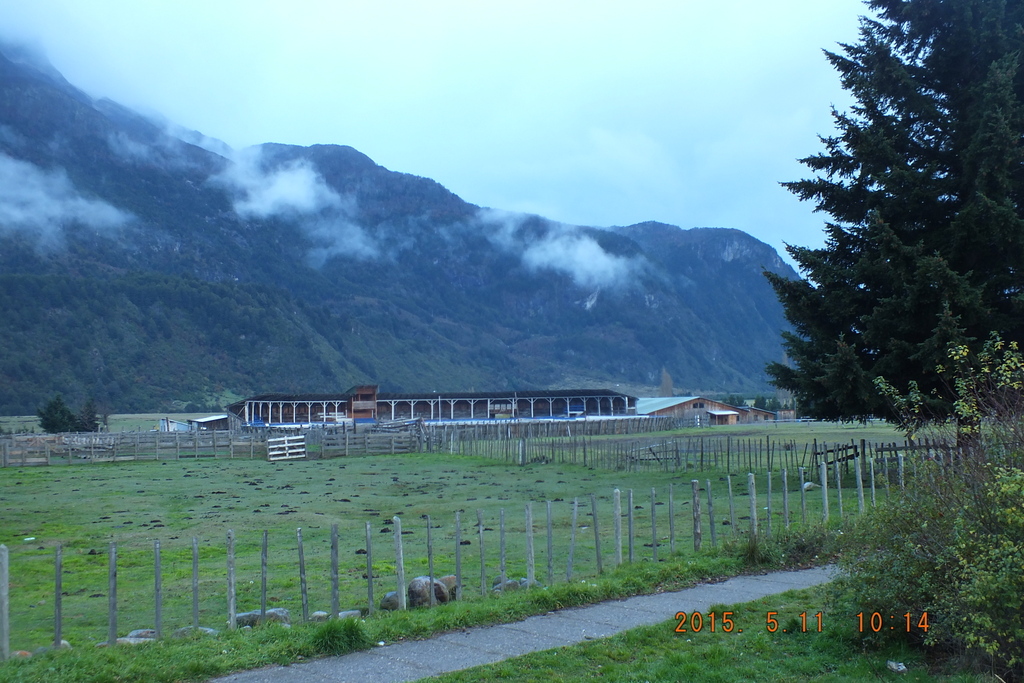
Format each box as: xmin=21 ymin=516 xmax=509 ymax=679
xmin=0 ymin=44 xmax=797 ymax=415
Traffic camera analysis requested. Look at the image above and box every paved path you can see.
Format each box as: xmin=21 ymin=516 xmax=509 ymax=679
xmin=213 ymin=565 xmax=837 ymax=683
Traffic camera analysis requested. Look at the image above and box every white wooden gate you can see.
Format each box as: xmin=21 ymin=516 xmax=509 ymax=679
xmin=267 ymin=435 xmax=306 ymax=461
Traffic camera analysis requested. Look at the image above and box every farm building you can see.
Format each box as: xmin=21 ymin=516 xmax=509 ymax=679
xmin=226 ymin=387 xmax=637 ymax=428
xmin=636 ymin=396 xmax=776 ymax=425
xmin=188 ymin=414 xmax=231 ymax=431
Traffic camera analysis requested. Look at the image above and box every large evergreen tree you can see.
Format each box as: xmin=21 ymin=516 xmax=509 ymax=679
xmin=767 ymin=0 xmax=1024 ymax=420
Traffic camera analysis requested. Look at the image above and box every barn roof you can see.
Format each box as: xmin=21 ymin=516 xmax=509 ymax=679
xmin=635 ymin=397 xmax=699 ymax=414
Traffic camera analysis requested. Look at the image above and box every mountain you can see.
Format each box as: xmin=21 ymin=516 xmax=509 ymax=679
xmin=0 ymin=44 xmax=798 ymax=415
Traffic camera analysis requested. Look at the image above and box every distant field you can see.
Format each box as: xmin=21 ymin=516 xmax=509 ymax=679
xmin=0 ymin=412 xmax=219 ymax=434
xmin=675 ymin=420 xmax=907 ymax=444
xmin=1 ymin=411 xmax=911 ymax=444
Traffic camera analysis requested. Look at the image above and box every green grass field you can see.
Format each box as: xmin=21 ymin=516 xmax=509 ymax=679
xmin=0 ymin=418 xmax=928 ymax=682
xmin=0 ymin=447 xmax=877 ymax=653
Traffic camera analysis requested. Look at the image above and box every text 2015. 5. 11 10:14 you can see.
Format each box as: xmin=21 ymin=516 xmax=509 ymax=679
xmin=673 ymin=611 xmax=823 ymax=634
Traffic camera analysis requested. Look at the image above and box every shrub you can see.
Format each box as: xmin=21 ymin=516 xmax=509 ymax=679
xmin=841 ymin=339 xmax=1024 ymax=679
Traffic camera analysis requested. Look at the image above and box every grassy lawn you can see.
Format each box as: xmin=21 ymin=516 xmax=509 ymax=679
xmin=0 ymin=451 xmax=866 ymax=652
xmin=431 ymin=585 xmax=991 ymax=683
xmin=0 ymin=420 xmax=933 ymax=682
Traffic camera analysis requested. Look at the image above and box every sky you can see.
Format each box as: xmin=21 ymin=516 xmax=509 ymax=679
xmin=0 ymin=0 xmax=869 ymax=266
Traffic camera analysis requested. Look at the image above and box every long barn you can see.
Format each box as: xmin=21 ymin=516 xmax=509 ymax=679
xmin=226 ymin=386 xmax=637 ymax=428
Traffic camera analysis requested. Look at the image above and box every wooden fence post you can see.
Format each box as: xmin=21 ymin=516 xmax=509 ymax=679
xmin=766 ymin=471 xmax=773 ymax=537
xmin=799 ymin=467 xmax=807 ymax=525
xmin=261 ymin=530 xmax=268 ymax=619
xmin=650 ymin=488 xmax=658 ymax=561
xmin=0 ymin=545 xmax=7 ymax=661
xmin=477 ymin=510 xmax=486 ymax=597
xmin=782 ymin=469 xmax=790 ymax=529
xmin=192 ymin=538 xmax=199 ymax=629
xmin=499 ymin=509 xmax=507 ymax=588
xmin=54 ymin=544 xmax=63 ymax=648
xmin=628 ymin=489 xmax=635 ymax=563
xmin=691 ymin=480 xmax=702 ymax=552
xmin=705 ymin=480 xmax=717 ymax=548
xmin=727 ymin=475 xmax=737 ymax=537
xmin=545 ymin=501 xmax=554 ymax=586
xmin=108 ymin=541 xmax=118 ymax=645
xmin=331 ymin=524 xmax=340 ymax=619
xmin=566 ymin=498 xmax=578 ymax=582
xmin=870 ymin=457 xmax=877 ymax=507
xmin=427 ymin=515 xmax=436 ymax=607
xmin=590 ymin=494 xmax=602 ymax=573
xmin=747 ymin=474 xmax=758 ymax=539
xmin=393 ymin=517 xmax=407 ymax=609
xmin=365 ymin=522 xmax=375 ymax=614
xmin=525 ymin=503 xmax=535 ymax=584
xmin=154 ymin=539 xmax=162 ymax=639
xmin=613 ymin=489 xmax=622 ymax=566
xmin=227 ymin=531 xmax=236 ymax=629
xmin=668 ymin=483 xmax=675 ymax=554
xmin=856 ymin=445 xmax=866 ymax=514
xmin=834 ymin=461 xmax=843 ymax=520
xmin=298 ymin=528 xmax=309 ymax=622
xmin=454 ymin=512 xmax=462 ymax=602
xmin=819 ymin=462 xmax=830 ymax=524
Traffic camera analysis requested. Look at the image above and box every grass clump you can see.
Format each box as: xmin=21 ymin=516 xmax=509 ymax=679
xmin=310 ymin=617 xmax=371 ymax=656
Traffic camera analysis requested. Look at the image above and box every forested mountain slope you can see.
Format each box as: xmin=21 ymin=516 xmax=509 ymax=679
xmin=0 ymin=44 xmax=797 ymax=414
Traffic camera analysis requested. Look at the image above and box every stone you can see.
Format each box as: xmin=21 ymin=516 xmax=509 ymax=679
xmin=171 ymin=626 xmax=219 ymax=638
xmin=234 ymin=607 xmax=290 ymax=627
xmin=407 ymin=576 xmax=449 ymax=608
xmin=493 ymin=579 xmax=521 ymax=592
xmin=116 ymin=637 xmax=156 ymax=646
xmin=312 ymin=609 xmax=361 ymax=621
xmin=519 ymin=578 xmax=543 ymax=589
xmin=126 ymin=629 xmax=158 ymax=639
xmin=31 ymin=640 xmax=71 ymax=655
xmin=439 ymin=575 xmax=459 ymax=601
xmin=380 ymin=591 xmax=401 ymax=611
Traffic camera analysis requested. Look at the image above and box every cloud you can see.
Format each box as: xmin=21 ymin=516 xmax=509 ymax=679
xmin=478 ymin=209 xmax=640 ymax=290
xmin=0 ymin=153 xmax=130 ymax=242
xmin=522 ymin=230 xmax=636 ymax=290
xmin=213 ymin=147 xmax=342 ymax=218
xmin=305 ymin=215 xmax=379 ymax=265
xmin=212 ymin=146 xmax=378 ymax=261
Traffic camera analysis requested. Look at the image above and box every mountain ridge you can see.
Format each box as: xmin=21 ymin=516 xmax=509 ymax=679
xmin=0 ymin=44 xmax=797 ymax=414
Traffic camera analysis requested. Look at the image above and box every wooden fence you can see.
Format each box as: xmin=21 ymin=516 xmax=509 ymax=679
xmin=0 ymin=458 xmax=892 ymax=657
xmin=457 ymin=431 xmax=953 ymax=477
xmin=0 ymin=429 xmax=430 ymax=466
xmin=0 ymin=417 xmax=682 ymax=468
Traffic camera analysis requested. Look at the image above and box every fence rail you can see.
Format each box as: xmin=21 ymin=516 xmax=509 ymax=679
xmin=0 ymin=417 xmax=682 ymax=467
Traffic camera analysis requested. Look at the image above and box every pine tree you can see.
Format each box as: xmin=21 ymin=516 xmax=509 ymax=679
xmin=76 ymin=397 xmax=99 ymax=432
xmin=767 ymin=0 xmax=1024 ymax=420
xmin=37 ymin=394 xmax=79 ymax=433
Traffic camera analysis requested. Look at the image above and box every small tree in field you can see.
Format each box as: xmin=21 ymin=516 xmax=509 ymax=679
xmin=37 ymin=394 xmax=79 ymax=433
xmin=76 ymin=397 xmax=100 ymax=432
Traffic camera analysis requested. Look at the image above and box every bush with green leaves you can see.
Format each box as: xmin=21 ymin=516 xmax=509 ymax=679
xmin=836 ymin=339 xmax=1024 ymax=680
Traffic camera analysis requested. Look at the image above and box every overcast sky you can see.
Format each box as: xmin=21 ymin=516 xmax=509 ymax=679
xmin=0 ymin=0 xmax=868 ymax=266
